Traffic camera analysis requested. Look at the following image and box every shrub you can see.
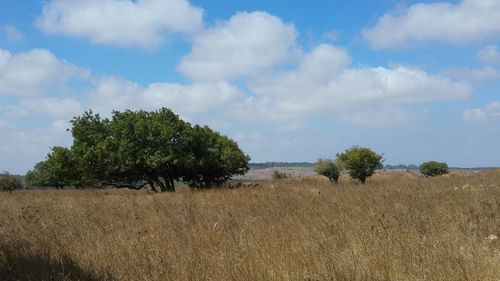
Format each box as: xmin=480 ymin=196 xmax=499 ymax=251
xmin=337 ymin=146 xmax=383 ymax=184
xmin=0 ymin=172 xmax=22 ymax=192
xmin=314 ymin=159 xmax=340 ymax=183
xmin=272 ymin=170 xmax=288 ymax=180
xmin=419 ymin=161 xmax=449 ymax=177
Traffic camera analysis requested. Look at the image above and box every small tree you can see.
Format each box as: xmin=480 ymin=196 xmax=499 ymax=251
xmin=314 ymin=159 xmax=340 ymax=183
xmin=419 ymin=161 xmax=449 ymax=177
xmin=0 ymin=172 xmax=22 ymax=193
xmin=337 ymin=146 xmax=383 ymax=184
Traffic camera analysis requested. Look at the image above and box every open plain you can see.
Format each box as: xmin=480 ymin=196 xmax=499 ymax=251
xmin=1 ymin=170 xmax=499 ymax=281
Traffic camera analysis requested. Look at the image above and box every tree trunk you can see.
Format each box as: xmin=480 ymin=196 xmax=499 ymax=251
xmin=360 ymin=176 xmax=366 ymax=184
xmin=148 ymin=181 xmax=158 ymax=193
xmin=155 ymin=178 xmax=166 ymax=192
xmin=168 ymin=177 xmax=175 ymax=192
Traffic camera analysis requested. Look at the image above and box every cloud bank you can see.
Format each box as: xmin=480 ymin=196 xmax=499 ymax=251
xmin=36 ymin=0 xmax=204 ymax=48
xmin=363 ymin=0 xmax=500 ymax=49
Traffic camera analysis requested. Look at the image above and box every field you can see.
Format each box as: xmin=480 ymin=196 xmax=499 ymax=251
xmin=1 ymin=170 xmax=499 ymax=281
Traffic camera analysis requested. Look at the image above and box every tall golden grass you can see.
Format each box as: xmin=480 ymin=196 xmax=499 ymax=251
xmin=1 ymin=171 xmax=499 ymax=280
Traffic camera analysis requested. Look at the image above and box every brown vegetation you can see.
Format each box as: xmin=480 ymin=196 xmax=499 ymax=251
xmin=1 ymin=170 xmax=499 ymax=280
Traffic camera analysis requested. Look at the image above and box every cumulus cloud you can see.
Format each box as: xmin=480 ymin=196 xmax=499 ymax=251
xmin=0 ymin=127 xmax=73 ymax=174
xmin=477 ymin=45 xmax=500 ymax=65
xmin=443 ymin=66 xmax=500 ymax=83
xmin=36 ymin=0 xmax=204 ymax=48
xmin=88 ymin=76 xmax=244 ymax=117
xmin=20 ymin=97 xmax=82 ymax=119
xmin=0 ymin=48 xmax=88 ymax=96
xmin=178 ymin=11 xmax=299 ymax=81
xmin=340 ymin=107 xmax=428 ymax=126
xmin=363 ymin=0 xmax=500 ymax=49
xmin=241 ymin=44 xmax=471 ymax=122
xmin=463 ymin=101 xmax=500 ymax=122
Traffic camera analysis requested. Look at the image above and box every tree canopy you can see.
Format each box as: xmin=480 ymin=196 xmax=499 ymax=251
xmin=337 ymin=146 xmax=383 ymax=184
xmin=419 ymin=161 xmax=449 ymax=177
xmin=26 ymin=108 xmax=250 ymax=192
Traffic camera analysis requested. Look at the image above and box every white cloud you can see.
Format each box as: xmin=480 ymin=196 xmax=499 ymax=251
xmin=36 ymin=0 xmax=204 ymax=49
xmin=363 ymin=0 xmax=500 ymax=49
xmin=477 ymin=45 xmax=500 ymax=65
xmin=3 ymin=25 xmax=25 ymax=43
xmin=340 ymin=107 xmax=428 ymax=126
xmin=0 ymin=48 xmax=88 ymax=96
xmin=20 ymin=97 xmax=82 ymax=119
xmin=88 ymin=76 xmax=244 ymax=117
xmin=443 ymin=66 xmax=500 ymax=83
xmin=0 ymin=127 xmax=73 ymax=174
xmin=50 ymin=119 xmax=73 ymax=135
xmin=178 ymin=11 xmax=299 ymax=81
xmin=242 ymin=44 xmax=471 ymax=122
xmin=463 ymin=101 xmax=500 ymax=122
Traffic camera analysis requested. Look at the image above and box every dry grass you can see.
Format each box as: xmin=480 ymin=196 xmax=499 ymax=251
xmin=1 ymin=170 xmax=499 ymax=280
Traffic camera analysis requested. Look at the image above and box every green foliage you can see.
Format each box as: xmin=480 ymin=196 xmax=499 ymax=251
xmin=70 ymin=108 xmax=192 ymax=191
xmin=314 ymin=159 xmax=340 ymax=183
xmin=25 ymin=147 xmax=76 ymax=189
xmin=419 ymin=161 xmax=449 ymax=177
xmin=28 ymin=108 xmax=250 ymax=192
xmin=272 ymin=170 xmax=288 ymax=180
xmin=181 ymin=125 xmax=250 ymax=188
xmin=337 ymin=146 xmax=383 ymax=184
xmin=0 ymin=172 xmax=22 ymax=192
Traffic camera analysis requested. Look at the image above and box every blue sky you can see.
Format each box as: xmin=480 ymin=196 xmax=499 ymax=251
xmin=1 ymin=0 xmax=500 ymax=174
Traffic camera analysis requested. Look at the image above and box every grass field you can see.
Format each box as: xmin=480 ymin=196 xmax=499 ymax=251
xmin=1 ymin=170 xmax=499 ymax=280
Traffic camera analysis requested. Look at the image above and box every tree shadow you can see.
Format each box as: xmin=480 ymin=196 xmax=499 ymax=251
xmin=0 ymin=239 xmax=115 ymax=281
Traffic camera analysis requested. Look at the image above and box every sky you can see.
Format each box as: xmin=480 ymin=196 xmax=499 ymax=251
xmin=1 ymin=0 xmax=500 ymax=174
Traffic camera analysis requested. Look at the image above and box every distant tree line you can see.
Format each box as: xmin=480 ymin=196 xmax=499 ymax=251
xmin=25 ymin=108 xmax=250 ymax=192
xmin=384 ymin=164 xmax=419 ymax=170
xmin=250 ymin=162 xmax=314 ymax=169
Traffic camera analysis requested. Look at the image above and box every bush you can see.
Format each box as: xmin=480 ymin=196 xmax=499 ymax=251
xmin=419 ymin=161 xmax=449 ymax=177
xmin=337 ymin=146 xmax=383 ymax=184
xmin=272 ymin=170 xmax=288 ymax=180
xmin=314 ymin=159 xmax=340 ymax=183
xmin=0 ymin=172 xmax=22 ymax=192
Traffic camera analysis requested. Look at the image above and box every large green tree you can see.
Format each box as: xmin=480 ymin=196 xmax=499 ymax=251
xmin=337 ymin=146 xmax=383 ymax=184
xmin=28 ymin=108 xmax=250 ymax=192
